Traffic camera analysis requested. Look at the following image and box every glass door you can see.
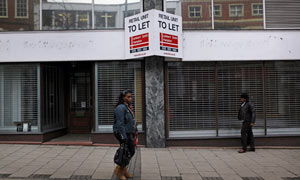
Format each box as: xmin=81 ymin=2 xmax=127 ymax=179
xmin=68 ymin=62 xmax=93 ymax=134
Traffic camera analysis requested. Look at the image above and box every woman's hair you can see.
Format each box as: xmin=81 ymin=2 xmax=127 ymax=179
xmin=116 ymin=89 xmax=133 ymax=107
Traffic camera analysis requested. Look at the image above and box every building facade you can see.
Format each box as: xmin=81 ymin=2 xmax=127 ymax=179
xmin=0 ymin=0 xmax=300 ymax=147
xmin=0 ymin=0 xmax=35 ymax=31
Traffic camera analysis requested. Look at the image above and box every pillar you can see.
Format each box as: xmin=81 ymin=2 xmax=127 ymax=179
xmin=143 ymin=0 xmax=165 ymax=148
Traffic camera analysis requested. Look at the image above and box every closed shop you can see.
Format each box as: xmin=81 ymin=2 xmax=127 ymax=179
xmin=167 ymin=61 xmax=300 ymax=138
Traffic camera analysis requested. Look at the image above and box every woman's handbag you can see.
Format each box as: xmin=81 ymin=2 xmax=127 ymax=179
xmin=114 ymin=143 xmax=131 ymax=166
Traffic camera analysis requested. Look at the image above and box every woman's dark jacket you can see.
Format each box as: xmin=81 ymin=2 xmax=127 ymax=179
xmin=238 ymin=101 xmax=256 ymax=124
xmin=113 ymin=104 xmax=135 ymax=140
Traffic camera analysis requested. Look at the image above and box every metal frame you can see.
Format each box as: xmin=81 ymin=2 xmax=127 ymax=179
xmin=37 ymin=64 xmax=41 ymax=132
xmin=164 ymin=61 xmax=169 ymax=138
xmin=211 ymin=0 xmax=214 ymax=30
xmin=92 ymin=0 xmax=95 ymax=29
xmin=262 ymin=61 xmax=267 ymax=135
xmin=215 ymin=62 xmax=218 ymax=136
xmin=263 ymin=0 xmax=266 ymax=29
xmin=0 ymin=67 xmax=4 ymax=128
xmin=39 ymin=0 xmax=42 ymax=30
xmin=94 ymin=62 xmax=98 ymax=132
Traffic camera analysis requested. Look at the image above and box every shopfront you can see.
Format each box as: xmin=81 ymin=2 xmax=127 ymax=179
xmin=0 ymin=61 xmax=145 ymax=144
xmin=1 ymin=0 xmax=300 ymax=147
xmin=166 ymin=61 xmax=300 ymax=142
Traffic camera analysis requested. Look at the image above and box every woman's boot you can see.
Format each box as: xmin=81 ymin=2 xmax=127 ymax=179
xmin=123 ymin=166 xmax=133 ymax=178
xmin=114 ymin=165 xmax=126 ymax=180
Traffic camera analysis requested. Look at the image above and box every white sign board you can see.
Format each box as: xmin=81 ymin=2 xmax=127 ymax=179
xmin=125 ymin=9 xmax=182 ymax=59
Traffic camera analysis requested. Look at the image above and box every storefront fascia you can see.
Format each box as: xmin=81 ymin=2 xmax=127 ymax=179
xmin=1 ymin=30 xmax=300 ymax=62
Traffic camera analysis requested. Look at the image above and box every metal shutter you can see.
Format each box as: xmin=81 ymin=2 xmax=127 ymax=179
xmin=0 ymin=64 xmax=38 ymax=131
xmin=168 ymin=62 xmax=217 ymax=137
xmin=42 ymin=65 xmax=65 ymax=131
xmin=265 ymin=61 xmax=300 ymax=134
xmin=96 ymin=61 xmax=142 ymax=130
xmin=217 ymin=62 xmax=264 ymax=136
xmin=265 ymin=0 xmax=300 ymax=28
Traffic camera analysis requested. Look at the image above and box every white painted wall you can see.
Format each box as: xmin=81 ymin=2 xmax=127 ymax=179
xmin=182 ymin=30 xmax=300 ymax=61
xmin=0 ymin=30 xmax=299 ymax=62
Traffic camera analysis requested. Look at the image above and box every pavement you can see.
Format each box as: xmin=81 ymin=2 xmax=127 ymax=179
xmin=0 ymin=144 xmax=300 ymax=180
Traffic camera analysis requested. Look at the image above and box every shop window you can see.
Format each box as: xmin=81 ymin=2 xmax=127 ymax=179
xmin=167 ymin=8 xmax=175 ymax=15
xmin=265 ymin=61 xmax=300 ymax=135
xmin=96 ymin=61 xmax=143 ymax=132
xmin=0 ymin=64 xmax=39 ymax=132
xmin=54 ymin=11 xmax=76 ymax=30
xmin=42 ymin=10 xmax=52 ymax=29
xmin=217 ymin=62 xmax=265 ymax=136
xmin=167 ymin=61 xmax=300 ymax=138
xmin=168 ymin=62 xmax=216 ymax=137
xmin=77 ymin=11 xmax=92 ymax=29
xmin=124 ymin=9 xmax=140 ymax=18
xmin=95 ymin=11 xmax=116 ymax=29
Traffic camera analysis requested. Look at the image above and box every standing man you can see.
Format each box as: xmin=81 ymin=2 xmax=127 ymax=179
xmin=238 ymin=93 xmax=256 ymax=153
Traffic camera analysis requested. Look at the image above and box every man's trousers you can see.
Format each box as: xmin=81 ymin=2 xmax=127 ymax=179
xmin=241 ymin=122 xmax=255 ymax=151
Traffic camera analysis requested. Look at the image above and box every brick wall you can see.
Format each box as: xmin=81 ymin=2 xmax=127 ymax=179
xmin=0 ymin=0 xmax=35 ymax=31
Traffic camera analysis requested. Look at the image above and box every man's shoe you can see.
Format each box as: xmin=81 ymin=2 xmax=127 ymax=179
xmin=248 ymin=148 xmax=255 ymax=152
xmin=238 ymin=149 xmax=246 ymax=153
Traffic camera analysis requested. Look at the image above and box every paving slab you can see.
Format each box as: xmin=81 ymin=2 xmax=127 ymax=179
xmin=0 ymin=144 xmax=300 ymax=180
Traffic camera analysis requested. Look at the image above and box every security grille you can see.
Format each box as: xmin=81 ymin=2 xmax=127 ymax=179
xmin=265 ymin=61 xmax=300 ymax=134
xmin=217 ymin=62 xmax=265 ymax=136
xmin=96 ymin=61 xmax=142 ymax=130
xmin=168 ymin=62 xmax=267 ymax=137
xmin=265 ymin=0 xmax=300 ymax=28
xmin=168 ymin=62 xmax=217 ymax=136
xmin=168 ymin=61 xmax=300 ymax=137
xmin=42 ymin=65 xmax=65 ymax=131
xmin=0 ymin=64 xmax=38 ymax=130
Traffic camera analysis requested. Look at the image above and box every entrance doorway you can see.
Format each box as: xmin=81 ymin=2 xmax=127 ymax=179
xmin=66 ymin=62 xmax=93 ymax=134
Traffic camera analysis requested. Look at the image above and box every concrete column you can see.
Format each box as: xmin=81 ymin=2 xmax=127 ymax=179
xmin=145 ymin=57 xmax=165 ymax=148
xmin=143 ymin=0 xmax=165 ymax=148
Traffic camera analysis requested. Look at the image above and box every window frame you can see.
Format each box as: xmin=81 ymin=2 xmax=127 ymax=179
xmin=252 ymin=3 xmax=263 ymax=16
xmin=188 ymin=5 xmax=202 ymax=18
xmin=15 ymin=0 xmax=29 ymax=19
xmin=209 ymin=4 xmax=222 ymax=17
xmin=0 ymin=0 xmax=8 ymax=18
xmin=229 ymin=4 xmax=244 ymax=18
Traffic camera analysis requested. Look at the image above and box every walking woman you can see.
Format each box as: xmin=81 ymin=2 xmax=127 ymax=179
xmin=113 ymin=90 xmax=136 ymax=180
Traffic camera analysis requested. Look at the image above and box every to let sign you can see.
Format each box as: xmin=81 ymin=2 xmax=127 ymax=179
xmin=125 ymin=9 xmax=182 ymax=59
